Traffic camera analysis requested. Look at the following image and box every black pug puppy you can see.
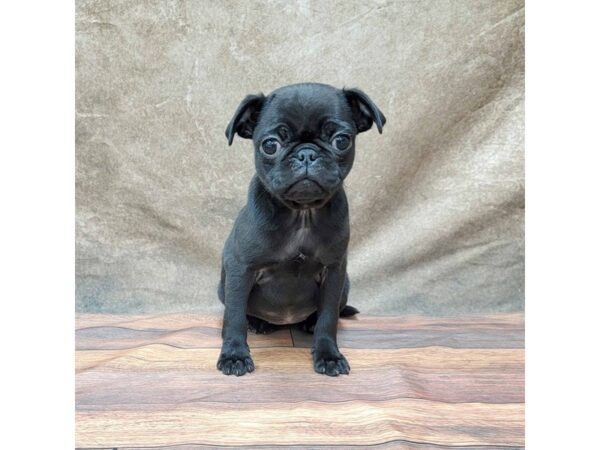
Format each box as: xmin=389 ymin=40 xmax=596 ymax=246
xmin=217 ymin=83 xmax=385 ymax=376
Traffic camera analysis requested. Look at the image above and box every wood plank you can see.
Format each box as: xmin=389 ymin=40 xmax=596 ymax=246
xmin=76 ymin=345 xmax=523 ymax=373
xmin=76 ymin=346 xmax=523 ymax=405
xmin=76 ymin=398 xmax=524 ymax=448
xmin=75 ymin=313 xmax=523 ymax=350
xmin=115 ymin=445 xmax=523 ymax=450
xmin=76 ymin=325 xmax=292 ymax=350
xmin=76 ymin=313 xmax=224 ymax=331
xmin=78 ymin=445 xmax=524 ymax=449
xmin=76 ymin=313 xmax=523 ymax=331
xmin=334 ymin=313 xmax=523 ymax=329
xmin=292 ymin=326 xmax=523 ymax=349
xmin=293 ymin=314 xmax=524 ymax=349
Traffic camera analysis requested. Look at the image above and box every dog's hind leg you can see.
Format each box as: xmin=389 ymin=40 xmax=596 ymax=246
xmin=247 ymin=315 xmax=280 ymax=334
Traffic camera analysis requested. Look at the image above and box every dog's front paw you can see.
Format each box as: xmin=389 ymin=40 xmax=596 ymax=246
xmin=217 ymin=343 xmax=255 ymax=376
xmin=312 ymin=344 xmax=350 ymax=376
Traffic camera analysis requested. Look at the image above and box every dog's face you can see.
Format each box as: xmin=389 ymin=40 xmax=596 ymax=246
xmin=226 ymin=83 xmax=386 ymax=209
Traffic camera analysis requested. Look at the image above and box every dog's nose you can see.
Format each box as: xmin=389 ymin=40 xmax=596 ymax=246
xmin=295 ymin=148 xmax=317 ymax=163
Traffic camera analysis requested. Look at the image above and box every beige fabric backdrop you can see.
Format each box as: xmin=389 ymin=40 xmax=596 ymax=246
xmin=76 ymin=0 xmax=524 ymax=315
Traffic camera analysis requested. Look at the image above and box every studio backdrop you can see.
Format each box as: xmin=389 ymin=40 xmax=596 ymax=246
xmin=76 ymin=0 xmax=524 ymax=315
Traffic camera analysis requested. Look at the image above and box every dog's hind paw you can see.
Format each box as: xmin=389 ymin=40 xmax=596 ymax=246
xmin=298 ymin=312 xmax=317 ymax=334
xmin=340 ymin=305 xmax=360 ymax=317
xmin=247 ymin=315 xmax=279 ymax=334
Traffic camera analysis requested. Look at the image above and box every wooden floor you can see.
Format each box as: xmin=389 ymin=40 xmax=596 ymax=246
xmin=76 ymin=313 xmax=524 ymax=449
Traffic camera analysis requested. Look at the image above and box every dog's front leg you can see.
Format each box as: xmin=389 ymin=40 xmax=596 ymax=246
xmin=217 ymin=264 xmax=255 ymax=376
xmin=312 ymin=262 xmax=350 ymax=376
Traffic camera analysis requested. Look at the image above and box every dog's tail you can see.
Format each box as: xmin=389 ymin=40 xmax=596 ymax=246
xmin=340 ymin=305 xmax=360 ymax=318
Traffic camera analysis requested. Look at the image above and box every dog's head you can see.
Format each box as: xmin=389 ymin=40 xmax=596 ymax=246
xmin=225 ymin=83 xmax=386 ymax=210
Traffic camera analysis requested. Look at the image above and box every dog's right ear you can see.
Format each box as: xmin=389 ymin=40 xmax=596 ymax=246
xmin=225 ymin=93 xmax=266 ymax=145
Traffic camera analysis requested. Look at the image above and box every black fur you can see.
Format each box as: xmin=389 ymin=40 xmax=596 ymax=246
xmin=217 ymin=83 xmax=385 ymax=376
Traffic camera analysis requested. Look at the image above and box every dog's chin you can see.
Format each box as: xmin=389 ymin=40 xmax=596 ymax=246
xmin=278 ymin=179 xmax=334 ymax=210
xmin=282 ymin=197 xmax=330 ymax=210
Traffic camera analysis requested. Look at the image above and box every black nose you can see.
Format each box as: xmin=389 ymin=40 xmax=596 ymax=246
xmin=296 ymin=148 xmax=317 ymax=162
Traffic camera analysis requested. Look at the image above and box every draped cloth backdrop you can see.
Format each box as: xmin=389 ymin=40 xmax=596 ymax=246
xmin=76 ymin=0 xmax=524 ymax=315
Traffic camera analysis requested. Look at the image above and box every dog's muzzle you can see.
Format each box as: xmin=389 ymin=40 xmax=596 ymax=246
xmin=283 ymin=179 xmax=327 ymax=208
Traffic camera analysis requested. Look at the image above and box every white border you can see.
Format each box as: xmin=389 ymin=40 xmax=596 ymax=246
xmin=527 ymin=1 xmax=600 ymax=448
xmin=0 ymin=2 xmax=74 ymax=448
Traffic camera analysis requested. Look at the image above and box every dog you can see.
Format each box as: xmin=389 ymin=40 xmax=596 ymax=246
xmin=217 ymin=83 xmax=386 ymax=376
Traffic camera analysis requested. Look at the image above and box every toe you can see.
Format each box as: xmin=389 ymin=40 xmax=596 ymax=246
xmin=314 ymin=359 xmax=327 ymax=374
xmin=221 ymin=360 xmax=233 ymax=375
xmin=325 ymin=360 xmax=338 ymax=376
xmin=338 ymin=358 xmax=350 ymax=374
xmin=233 ymin=360 xmax=246 ymax=376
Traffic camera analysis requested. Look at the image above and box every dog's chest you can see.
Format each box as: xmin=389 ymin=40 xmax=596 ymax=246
xmin=280 ymin=211 xmax=321 ymax=260
xmin=254 ymin=210 xmax=328 ymax=289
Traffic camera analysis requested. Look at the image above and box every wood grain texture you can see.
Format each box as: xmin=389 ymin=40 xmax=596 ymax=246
xmin=77 ymin=347 xmax=523 ymax=405
xmin=75 ymin=313 xmax=524 ymax=449
xmin=116 ymin=445 xmax=523 ymax=450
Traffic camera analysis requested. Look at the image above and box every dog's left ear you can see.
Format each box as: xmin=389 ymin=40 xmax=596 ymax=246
xmin=343 ymin=88 xmax=386 ymax=134
xmin=225 ymin=93 xmax=266 ymax=145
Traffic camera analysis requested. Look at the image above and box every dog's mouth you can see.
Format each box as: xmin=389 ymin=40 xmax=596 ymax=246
xmin=283 ymin=179 xmax=328 ymax=209
xmin=286 ymin=198 xmax=328 ymax=209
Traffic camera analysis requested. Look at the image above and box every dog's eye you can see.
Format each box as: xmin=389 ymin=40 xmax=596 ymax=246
xmin=260 ymin=138 xmax=281 ymax=155
xmin=332 ymin=134 xmax=351 ymax=151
